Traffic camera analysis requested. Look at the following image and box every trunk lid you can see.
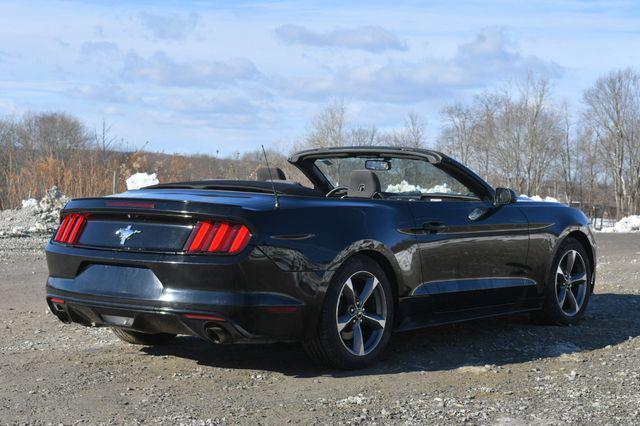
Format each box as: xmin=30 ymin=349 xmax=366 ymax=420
xmin=55 ymin=188 xmax=276 ymax=253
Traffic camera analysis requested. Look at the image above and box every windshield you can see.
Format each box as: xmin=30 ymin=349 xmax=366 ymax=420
xmin=314 ymin=157 xmax=477 ymax=197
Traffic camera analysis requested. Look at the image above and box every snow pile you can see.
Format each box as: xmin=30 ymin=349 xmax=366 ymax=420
xmin=126 ymin=172 xmax=159 ymax=190
xmin=386 ymin=180 xmax=422 ymax=193
xmin=0 ymin=186 xmax=69 ymax=237
xmin=385 ymin=180 xmax=453 ymax=194
xmin=425 ymin=183 xmax=453 ymax=194
xmin=520 ymin=195 xmax=560 ymax=203
xmin=21 ymin=198 xmax=38 ymax=209
xmin=35 ymin=186 xmax=70 ymax=227
xmin=599 ymin=215 xmax=640 ymax=233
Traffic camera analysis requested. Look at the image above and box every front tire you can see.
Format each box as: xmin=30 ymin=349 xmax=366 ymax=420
xmin=112 ymin=327 xmax=176 ymax=345
xmin=533 ymin=238 xmax=592 ymax=325
xmin=304 ymin=255 xmax=394 ymax=369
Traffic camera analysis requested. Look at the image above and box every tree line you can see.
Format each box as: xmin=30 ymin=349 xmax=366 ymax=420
xmin=0 ymin=114 xmax=292 ymax=210
xmin=1 ymin=67 xmax=639 ymax=219
xmin=438 ymin=69 xmax=640 ymax=219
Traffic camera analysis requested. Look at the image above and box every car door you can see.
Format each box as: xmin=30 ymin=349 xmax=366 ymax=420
xmin=404 ymin=164 xmax=532 ymax=313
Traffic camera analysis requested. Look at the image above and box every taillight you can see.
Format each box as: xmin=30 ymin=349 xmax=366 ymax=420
xmin=53 ymin=213 xmax=88 ymax=244
xmin=183 ymin=221 xmax=251 ymax=254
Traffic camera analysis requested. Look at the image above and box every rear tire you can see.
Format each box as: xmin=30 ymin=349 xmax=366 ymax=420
xmin=532 ymin=238 xmax=592 ymax=326
xmin=304 ymin=255 xmax=394 ymax=369
xmin=112 ymin=327 xmax=176 ymax=345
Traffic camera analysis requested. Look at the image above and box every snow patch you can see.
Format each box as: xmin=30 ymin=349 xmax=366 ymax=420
xmin=520 ymin=195 xmax=560 ymax=203
xmin=385 ymin=180 xmax=453 ymax=194
xmin=126 ymin=172 xmax=159 ymax=190
xmin=21 ymin=198 xmax=38 ymax=209
xmin=599 ymin=215 xmax=640 ymax=233
xmin=425 ymin=183 xmax=452 ymax=194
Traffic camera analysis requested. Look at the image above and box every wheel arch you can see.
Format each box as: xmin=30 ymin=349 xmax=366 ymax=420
xmin=326 ymin=246 xmax=405 ymax=328
xmin=551 ymin=228 xmax=596 ymax=292
xmin=565 ymin=230 xmax=596 ymax=289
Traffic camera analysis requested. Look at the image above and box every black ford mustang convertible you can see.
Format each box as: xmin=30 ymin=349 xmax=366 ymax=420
xmin=46 ymin=147 xmax=596 ymax=369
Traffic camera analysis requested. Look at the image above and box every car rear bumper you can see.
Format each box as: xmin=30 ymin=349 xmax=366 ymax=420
xmin=46 ymin=291 xmax=303 ymax=343
xmin=46 ymin=285 xmax=305 ymax=344
xmin=45 ymin=242 xmax=325 ymax=342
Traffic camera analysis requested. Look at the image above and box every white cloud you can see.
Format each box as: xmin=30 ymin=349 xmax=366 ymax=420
xmin=138 ymin=11 xmax=199 ymax=40
xmin=67 ymin=83 xmax=137 ymax=104
xmin=121 ymin=51 xmax=260 ymax=87
xmin=453 ymin=29 xmax=564 ymax=80
xmin=275 ymin=24 xmax=407 ymax=52
xmin=282 ymin=29 xmax=563 ymax=103
xmin=158 ymin=92 xmax=262 ymax=117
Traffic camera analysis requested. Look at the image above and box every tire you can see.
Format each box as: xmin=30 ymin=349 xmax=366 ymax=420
xmin=112 ymin=327 xmax=176 ymax=345
xmin=532 ymin=238 xmax=592 ymax=325
xmin=304 ymin=255 xmax=394 ymax=369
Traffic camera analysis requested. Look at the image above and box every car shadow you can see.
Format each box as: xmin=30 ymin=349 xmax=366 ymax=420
xmin=141 ymin=293 xmax=640 ymax=378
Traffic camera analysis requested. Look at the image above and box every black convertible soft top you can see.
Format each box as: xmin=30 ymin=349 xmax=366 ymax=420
xmin=146 ymin=180 xmax=322 ymax=197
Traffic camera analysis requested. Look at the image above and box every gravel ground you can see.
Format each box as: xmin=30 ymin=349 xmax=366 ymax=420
xmin=1 ymin=233 xmax=639 ymax=424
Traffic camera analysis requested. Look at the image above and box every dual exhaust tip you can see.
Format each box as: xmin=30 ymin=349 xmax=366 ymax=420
xmin=182 ymin=312 xmax=233 ymax=343
xmin=48 ymin=297 xmax=71 ymax=323
xmin=205 ymin=326 xmax=231 ymax=343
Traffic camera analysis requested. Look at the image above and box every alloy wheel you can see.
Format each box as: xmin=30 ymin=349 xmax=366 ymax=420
xmin=555 ymin=250 xmax=588 ymax=316
xmin=335 ymin=271 xmax=388 ymax=356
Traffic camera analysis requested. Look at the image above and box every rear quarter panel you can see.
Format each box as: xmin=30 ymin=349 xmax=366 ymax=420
xmin=254 ymin=196 xmax=420 ymax=296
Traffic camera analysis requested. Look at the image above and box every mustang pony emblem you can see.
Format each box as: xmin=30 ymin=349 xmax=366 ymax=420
xmin=115 ymin=225 xmax=141 ymax=245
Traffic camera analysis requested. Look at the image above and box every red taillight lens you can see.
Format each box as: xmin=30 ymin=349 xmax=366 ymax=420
xmin=53 ymin=214 xmax=88 ymax=244
xmin=183 ymin=221 xmax=251 ymax=254
xmin=183 ymin=313 xmax=225 ymax=321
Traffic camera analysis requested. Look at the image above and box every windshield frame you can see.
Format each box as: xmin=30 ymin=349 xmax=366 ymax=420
xmin=288 ymin=146 xmax=495 ymax=201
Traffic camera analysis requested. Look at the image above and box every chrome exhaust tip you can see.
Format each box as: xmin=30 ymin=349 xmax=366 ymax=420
xmin=205 ymin=326 xmax=231 ymax=344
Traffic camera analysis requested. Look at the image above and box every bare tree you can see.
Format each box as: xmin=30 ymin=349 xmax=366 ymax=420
xmin=583 ymin=68 xmax=640 ymax=217
xmin=472 ymin=93 xmax=500 ymax=180
xmin=349 ymin=126 xmax=378 ymax=146
xmin=401 ymin=112 xmax=427 ymax=147
xmin=304 ymin=100 xmax=348 ymax=148
xmin=438 ymin=103 xmax=476 ymax=165
xmin=301 ymin=100 xmax=395 ymax=148
xmin=438 ymin=76 xmax=564 ymax=196
xmin=557 ymin=102 xmax=577 ymax=203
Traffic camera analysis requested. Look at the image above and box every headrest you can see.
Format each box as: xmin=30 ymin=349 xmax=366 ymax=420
xmin=347 ymin=170 xmax=381 ymax=198
xmin=256 ymin=167 xmax=286 ymax=181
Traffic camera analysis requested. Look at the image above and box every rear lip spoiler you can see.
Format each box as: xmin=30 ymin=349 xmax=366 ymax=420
xmin=62 ymin=197 xmax=243 ymax=219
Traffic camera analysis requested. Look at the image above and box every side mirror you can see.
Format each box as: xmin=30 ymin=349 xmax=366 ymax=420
xmin=494 ymin=187 xmax=516 ymax=207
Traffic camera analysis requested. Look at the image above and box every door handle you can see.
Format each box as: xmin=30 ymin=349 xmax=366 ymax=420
xmin=423 ymin=221 xmax=447 ymax=233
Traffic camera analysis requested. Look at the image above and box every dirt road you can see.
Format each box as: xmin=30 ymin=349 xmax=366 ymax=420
xmin=1 ymin=234 xmax=639 ymax=424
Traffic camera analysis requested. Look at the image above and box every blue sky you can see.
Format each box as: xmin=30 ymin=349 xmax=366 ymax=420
xmin=0 ymin=1 xmax=638 ymax=155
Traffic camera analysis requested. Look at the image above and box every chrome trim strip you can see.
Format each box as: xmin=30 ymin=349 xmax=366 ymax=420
xmin=411 ymin=277 xmax=537 ymax=296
